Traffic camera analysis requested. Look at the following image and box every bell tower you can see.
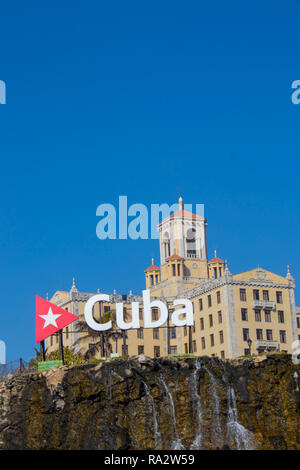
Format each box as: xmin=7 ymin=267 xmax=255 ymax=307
xmin=158 ymin=196 xmax=208 ymax=280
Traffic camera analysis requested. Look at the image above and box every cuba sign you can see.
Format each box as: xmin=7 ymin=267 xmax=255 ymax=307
xmin=84 ymin=289 xmax=194 ymax=331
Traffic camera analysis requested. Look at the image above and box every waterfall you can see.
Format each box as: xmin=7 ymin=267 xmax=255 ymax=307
xmin=159 ymin=377 xmax=185 ymax=450
xmin=226 ymin=387 xmax=254 ymax=450
xmin=143 ymin=382 xmax=161 ymax=449
xmin=203 ymin=366 xmax=222 ymax=445
xmin=190 ymin=360 xmax=202 ymax=450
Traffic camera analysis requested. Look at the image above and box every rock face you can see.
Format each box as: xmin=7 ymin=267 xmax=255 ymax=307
xmin=0 ymin=354 xmax=300 ymax=450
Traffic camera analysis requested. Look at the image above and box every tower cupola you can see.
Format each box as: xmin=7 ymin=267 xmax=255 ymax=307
xmin=208 ymin=251 xmax=225 ymax=279
xmin=144 ymin=259 xmax=161 ymax=289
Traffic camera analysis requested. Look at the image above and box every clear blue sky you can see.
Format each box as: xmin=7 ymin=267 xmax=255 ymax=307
xmin=0 ymin=0 xmax=299 ymax=361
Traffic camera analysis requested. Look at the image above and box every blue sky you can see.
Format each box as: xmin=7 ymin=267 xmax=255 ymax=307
xmin=0 ymin=0 xmax=300 ymax=361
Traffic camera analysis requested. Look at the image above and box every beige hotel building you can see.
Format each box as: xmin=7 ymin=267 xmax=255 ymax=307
xmin=46 ymin=197 xmax=300 ymax=359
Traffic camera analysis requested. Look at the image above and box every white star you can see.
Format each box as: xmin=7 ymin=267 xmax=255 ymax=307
xmin=39 ymin=307 xmax=62 ymax=328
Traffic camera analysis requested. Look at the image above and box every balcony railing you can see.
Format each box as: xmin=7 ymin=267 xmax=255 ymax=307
xmin=255 ymin=340 xmax=280 ymax=351
xmin=186 ymin=253 xmax=198 ymax=259
xmin=252 ymin=300 xmax=276 ymax=311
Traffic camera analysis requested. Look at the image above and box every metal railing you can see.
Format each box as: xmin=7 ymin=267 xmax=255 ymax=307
xmin=255 ymin=340 xmax=280 ymax=351
xmin=0 ymin=359 xmax=35 ymax=380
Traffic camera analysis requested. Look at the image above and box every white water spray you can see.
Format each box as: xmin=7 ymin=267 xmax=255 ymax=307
xmin=159 ymin=377 xmax=185 ymax=450
xmin=190 ymin=360 xmax=202 ymax=449
xmin=143 ymin=382 xmax=161 ymax=449
xmin=226 ymin=387 xmax=255 ymax=450
xmin=203 ymin=366 xmax=222 ymax=445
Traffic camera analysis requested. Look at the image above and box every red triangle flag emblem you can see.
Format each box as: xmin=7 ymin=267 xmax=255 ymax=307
xmin=36 ymin=296 xmax=79 ymax=344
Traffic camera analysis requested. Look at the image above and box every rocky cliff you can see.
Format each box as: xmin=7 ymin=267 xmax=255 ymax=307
xmin=0 ymin=354 xmax=299 ymax=450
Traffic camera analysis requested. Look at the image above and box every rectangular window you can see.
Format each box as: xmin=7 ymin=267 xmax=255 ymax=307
xmin=253 ymin=289 xmax=260 ymax=300
xmin=137 ymin=328 xmax=144 ymax=339
xmin=256 ymin=329 xmax=263 ymax=340
xmin=153 ymin=328 xmax=159 ymax=340
xmin=263 ymin=290 xmax=269 ymax=301
xmin=221 ymin=350 xmax=225 ymax=359
xmin=172 ymin=264 xmax=176 ymax=276
xmin=184 ymin=325 xmax=187 ymax=336
xmin=152 ymin=308 xmax=158 ymax=321
xmin=208 ymin=295 xmax=212 ymax=308
xmin=192 ymin=340 xmax=197 ymax=353
xmin=218 ymin=311 xmax=222 ymax=323
xmin=217 ymin=291 xmax=221 ymax=304
xmin=139 ymin=309 xmax=143 ymax=320
xmin=170 ymin=327 xmax=176 ymax=339
xmin=177 ymin=264 xmax=180 ymax=276
xmin=265 ymin=311 xmax=271 ymax=322
xmin=278 ymin=311 xmax=285 ymax=323
xmin=192 ymin=323 xmax=196 ymax=333
xmin=255 ymin=309 xmax=261 ymax=322
xmin=122 ymin=344 xmax=128 ymax=355
xmin=104 ymin=306 xmax=110 ymax=313
xmin=170 ymin=346 xmax=177 ymax=354
xmin=266 ymin=329 xmax=273 ymax=341
xmin=138 ymin=345 xmax=144 ymax=355
xmin=210 ymin=334 xmax=214 ymax=346
xmin=280 ymin=330 xmax=287 ymax=343
xmin=276 ymin=291 xmax=283 ymax=304
xmin=66 ymin=327 xmax=69 ymax=339
xmin=297 ymin=317 xmax=300 ymax=329
xmin=184 ymin=343 xmax=188 ymax=354
xmin=241 ymin=308 xmax=248 ymax=321
xmin=201 ymin=337 xmax=206 ymax=350
xmin=219 ymin=330 xmax=224 ymax=344
xmin=244 ymin=348 xmax=250 ymax=356
xmin=243 ymin=328 xmax=249 ymax=341
xmin=199 ymin=299 xmax=203 ymax=311
xmin=209 ymin=314 xmax=213 ymax=327
xmin=50 ymin=335 xmax=53 ymax=346
xmin=240 ymin=288 xmax=247 ymax=301
xmin=200 ymin=318 xmax=204 ymax=330
xmin=154 ymin=346 xmax=160 ymax=357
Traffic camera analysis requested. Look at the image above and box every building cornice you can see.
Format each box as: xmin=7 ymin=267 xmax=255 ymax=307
xmin=187 ymin=277 xmax=293 ymax=299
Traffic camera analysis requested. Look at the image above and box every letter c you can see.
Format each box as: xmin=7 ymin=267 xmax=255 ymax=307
xmin=84 ymin=294 xmax=111 ymax=331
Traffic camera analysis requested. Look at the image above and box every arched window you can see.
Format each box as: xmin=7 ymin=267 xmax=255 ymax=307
xmin=186 ymin=228 xmax=196 ymax=257
xmin=163 ymin=231 xmax=170 ymax=258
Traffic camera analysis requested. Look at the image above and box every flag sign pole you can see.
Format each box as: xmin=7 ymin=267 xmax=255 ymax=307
xmin=59 ymin=330 xmax=65 ymax=365
xmin=40 ymin=340 xmax=46 ymax=362
xmin=39 ymin=293 xmax=48 ymax=362
xmin=36 ymin=295 xmax=78 ymax=368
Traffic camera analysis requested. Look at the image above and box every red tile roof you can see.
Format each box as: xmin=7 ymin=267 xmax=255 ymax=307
xmin=209 ymin=256 xmax=224 ymax=263
xmin=144 ymin=264 xmax=160 ymax=272
xmin=159 ymin=209 xmax=205 ymax=225
xmin=166 ymin=254 xmax=183 ymax=261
